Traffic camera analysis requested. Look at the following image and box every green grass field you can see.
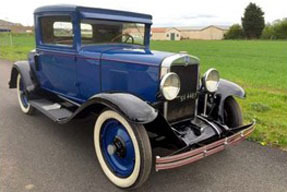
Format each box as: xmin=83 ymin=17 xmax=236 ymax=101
xmin=0 ymin=33 xmax=35 ymax=61
xmin=1 ymin=33 xmax=287 ymax=150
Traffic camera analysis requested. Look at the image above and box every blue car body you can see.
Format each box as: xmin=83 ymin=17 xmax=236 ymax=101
xmin=9 ymin=5 xmax=255 ymax=180
xmin=31 ymin=5 xmax=174 ymax=104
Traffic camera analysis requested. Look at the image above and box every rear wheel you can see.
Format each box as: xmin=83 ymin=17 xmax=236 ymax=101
xmin=223 ymin=97 xmax=243 ymax=128
xmin=94 ymin=110 xmax=152 ymax=189
xmin=16 ymin=73 xmax=35 ymax=115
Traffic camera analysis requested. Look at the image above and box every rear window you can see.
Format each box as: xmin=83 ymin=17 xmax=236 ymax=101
xmin=53 ymin=22 xmax=73 ymax=37
xmin=39 ymin=16 xmax=73 ymax=47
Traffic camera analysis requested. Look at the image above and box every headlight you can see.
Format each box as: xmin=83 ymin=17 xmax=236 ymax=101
xmin=202 ymin=68 xmax=220 ymax=93
xmin=160 ymin=72 xmax=181 ymax=100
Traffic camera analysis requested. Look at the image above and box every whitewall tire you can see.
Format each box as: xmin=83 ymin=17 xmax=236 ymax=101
xmin=16 ymin=73 xmax=35 ymax=114
xmin=94 ymin=110 xmax=152 ymax=189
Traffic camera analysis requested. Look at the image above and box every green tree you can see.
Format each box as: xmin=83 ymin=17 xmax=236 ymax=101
xmin=272 ymin=19 xmax=287 ymax=39
xmin=261 ymin=18 xmax=287 ymax=39
xmin=242 ymin=3 xmax=265 ymax=39
xmin=261 ymin=24 xmax=274 ymax=39
xmin=224 ymin=24 xmax=245 ymax=39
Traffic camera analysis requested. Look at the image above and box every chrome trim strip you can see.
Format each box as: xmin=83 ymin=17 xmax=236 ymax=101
xmin=194 ymin=98 xmax=199 ymax=117
xmin=161 ymin=54 xmax=187 ymax=68
xmin=195 ymin=63 xmax=200 ymax=117
xmin=160 ymin=54 xmax=200 ymax=78
xmin=163 ymin=101 xmax=168 ymax=119
xmin=160 ymin=54 xmax=183 ymax=78
xmin=203 ymin=94 xmax=208 ymax=116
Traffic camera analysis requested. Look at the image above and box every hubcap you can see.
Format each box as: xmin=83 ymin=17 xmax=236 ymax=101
xmin=100 ymin=119 xmax=135 ymax=178
xmin=107 ymin=144 xmax=116 ymax=155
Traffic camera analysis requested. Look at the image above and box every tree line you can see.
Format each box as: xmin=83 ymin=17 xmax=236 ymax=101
xmin=224 ymin=3 xmax=287 ymax=40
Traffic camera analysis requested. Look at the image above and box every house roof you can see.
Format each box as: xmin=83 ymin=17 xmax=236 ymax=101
xmin=34 ymin=4 xmax=152 ymax=24
xmin=151 ymin=28 xmax=167 ymax=33
xmin=177 ymin=25 xmax=230 ymax=31
xmin=151 ymin=27 xmax=180 ymax=33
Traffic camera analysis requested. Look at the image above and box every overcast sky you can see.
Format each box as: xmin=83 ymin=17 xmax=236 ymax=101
xmin=0 ymin=0 xmax=286 ymax=27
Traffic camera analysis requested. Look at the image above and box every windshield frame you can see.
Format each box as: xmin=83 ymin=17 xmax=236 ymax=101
xmin=79 ymin=18 xmax=150 ymax=48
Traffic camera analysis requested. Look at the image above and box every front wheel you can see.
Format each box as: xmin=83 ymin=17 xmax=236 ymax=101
xmin=16 ymin=73 xmax=35 ymax=115
xmin=223 ymin=97 xmax=243 ymax=128
xmin=94 ymin=110 xmax=152 ymax=189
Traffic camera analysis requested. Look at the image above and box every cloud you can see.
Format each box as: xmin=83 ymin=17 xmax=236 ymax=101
xmin=181 ymin=14 xmax=217 ymax=20
xmin=153 ymin=14 xmax=222 ymax=27
xmin=0 ymin=0 xmax=286 ymax=26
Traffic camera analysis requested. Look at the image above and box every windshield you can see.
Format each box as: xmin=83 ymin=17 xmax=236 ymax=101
xmin=80 ymin=19 xmax=146 ymax=46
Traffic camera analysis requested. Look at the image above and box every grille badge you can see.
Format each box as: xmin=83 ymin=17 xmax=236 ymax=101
xmin=184 ymin=56 xmax=191 ymax=66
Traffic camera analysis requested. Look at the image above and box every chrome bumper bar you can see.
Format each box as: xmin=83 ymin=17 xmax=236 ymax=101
xmin=155 ymin=121 xmax=256 ymax=171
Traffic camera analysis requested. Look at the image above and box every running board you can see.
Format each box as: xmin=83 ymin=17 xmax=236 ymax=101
xmin=29 ymin=99 xmax=73 ymax=122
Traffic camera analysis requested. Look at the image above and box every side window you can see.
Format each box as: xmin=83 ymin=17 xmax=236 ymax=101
xmin=81 ymin=23 xmax=93 ymax=38
xmin=81 ymin=23 xmax=93 ymax=44
xmin=39 ymin=16 xmax=73 ymax=46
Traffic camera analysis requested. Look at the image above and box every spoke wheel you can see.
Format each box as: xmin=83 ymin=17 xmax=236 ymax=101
xmin=94 ymin=110 xmax=152 ymax=189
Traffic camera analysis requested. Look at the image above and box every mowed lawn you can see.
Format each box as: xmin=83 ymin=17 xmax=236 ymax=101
xmin=1 ymin=33 xmax=287 ymax=150
xmin=0 ymin=33 xmax=35 ymax=61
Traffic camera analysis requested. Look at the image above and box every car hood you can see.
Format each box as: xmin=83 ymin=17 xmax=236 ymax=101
xmin=79 ymin=45 xmax=175 ymax=67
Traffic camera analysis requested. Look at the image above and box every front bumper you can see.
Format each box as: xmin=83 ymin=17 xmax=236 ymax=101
xmin=155 ymin=121 xmax=256 ymax=171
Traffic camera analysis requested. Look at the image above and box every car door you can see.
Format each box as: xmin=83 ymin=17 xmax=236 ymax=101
xmin=76 ymin=22 xmax=101 ymax=101
xmin=35 ymin=14 xmax=80 ymax=101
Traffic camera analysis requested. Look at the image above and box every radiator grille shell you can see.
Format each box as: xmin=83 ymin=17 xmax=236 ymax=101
xmin=166 ymin=64 xmax=199 ymax=122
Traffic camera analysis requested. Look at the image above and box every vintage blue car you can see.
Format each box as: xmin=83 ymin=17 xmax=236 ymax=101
xmin=9 ymin=5 xmax=255 ymax=189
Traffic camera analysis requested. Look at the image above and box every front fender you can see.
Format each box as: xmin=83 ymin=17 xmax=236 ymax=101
xmin=216 ymin=79 xmax=245 ymax=121
xmin=217 ymin=79 xmax=245 ymax=99
xmin=9 ymin=61 xmax=38 ymax=93
xmin=71 ymin=93 xmax=158 ymax=124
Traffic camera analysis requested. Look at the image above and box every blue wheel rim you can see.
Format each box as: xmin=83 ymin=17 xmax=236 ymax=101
xmin=100 ymin=119 xmax=135 ymax=178
xmin=19 ymin=78 xmax=29 ymax=108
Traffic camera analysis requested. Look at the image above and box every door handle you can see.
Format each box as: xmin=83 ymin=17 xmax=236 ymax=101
xmin=34 ymin=53 xmax=40 ymax=71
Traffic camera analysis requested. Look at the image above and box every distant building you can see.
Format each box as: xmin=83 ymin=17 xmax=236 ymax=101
xmin=0 ymin=19 xmax=33 ymax=33
xmin=151 ymin=27 xmax=181 ymax=41
xmin=151 ymin=25 xmax=229 ymax=40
